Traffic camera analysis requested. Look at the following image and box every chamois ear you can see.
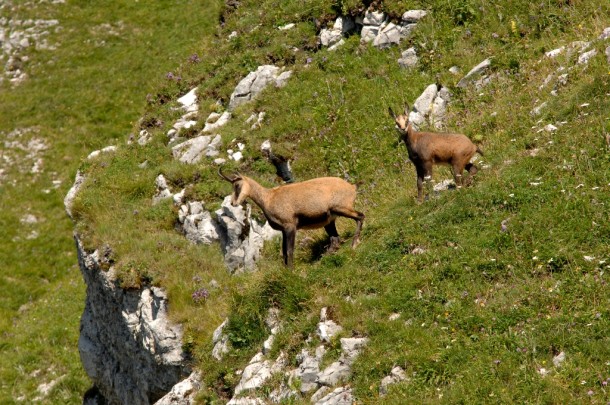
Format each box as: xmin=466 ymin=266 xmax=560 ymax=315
xmin=388 ymin=107 xmax=397 ymax=119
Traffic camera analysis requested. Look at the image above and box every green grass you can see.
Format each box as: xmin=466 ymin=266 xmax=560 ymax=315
xmin=0 ymin=0 xmax=222 ymax=402
xmin=4 ymin=0 xmax=610 ymax=403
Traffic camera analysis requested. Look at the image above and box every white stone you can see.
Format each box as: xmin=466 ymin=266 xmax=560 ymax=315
xmin=314 ymin=386 xmax=353 ymax=405
xmin=87 ymin=145 xmax=117 ymax=160
xmin=154 ymin=371 xmax=201 ymax=405
xmin=229 ymin=66 xmax=291 ymax=109
xmin=316 ymin=361 xmax=351 ymax=386
xmin=171 ymin=135 xmax=221 ymax=164
xmin=333 ymin=16 xmax=355 ymax=34
xmin=457 ymin=58 xmax=492 ymax=88
xmin=138 ymin=129 xmax=152 ymax=145
xmin=545 ymin=47 xmax=565 ymax=58
xmin=600 ymin=27 xmax=610 ymax=40
xmin=530 ymin=102 xmax=547 ymax=116
xmin=177 ymin=87 xmax=198 ymax=111
xmin=360 ymin=25 xmax=379 ymax=43
xmin=402 ymin=10 xmax=427 ymax=23
xmin=203 ymin=111 xmax=231 ymax=133
xmin=544 ymin=124 xmax=558 ymax=132
xmin=278 ymin=23 xmax=295 ymax=31
xmin=320 ymin=28 xmax=342 ymax=47
xmin=413 ymin=83 xmax=438 ymax=116
xmin=64 ymin=170 xmax=85 ymax=219
xmin=317 ymin=320 xmax=343 ymax=342
xmin=578 ymin=49 xmax=597 ymax=65
xmin=363 ymin=11 xmax=386 ymax=26
xmin=373 ymin=22 xmax=404 ymax=48
xmin=552 ymin=351 xmax=566 ymax=367
xmin=449 ymin=66 xmax=460 ymax=75
xmin=398 ymin=47 xmax=418 ymax=68
xmin=328 ymin=39 xmax=345 ymax=51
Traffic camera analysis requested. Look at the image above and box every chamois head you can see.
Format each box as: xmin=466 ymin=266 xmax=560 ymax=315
xmin=218 ymin=167 xmax=248 ymax=206
xmin=388 ymin=104 xmax=411 ymax=135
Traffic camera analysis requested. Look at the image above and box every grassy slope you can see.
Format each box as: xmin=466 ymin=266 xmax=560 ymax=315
xmin=0 ymin=1 xmax=222 ymax=403
xmin=12 ymin=0 xmax=610 ymax=403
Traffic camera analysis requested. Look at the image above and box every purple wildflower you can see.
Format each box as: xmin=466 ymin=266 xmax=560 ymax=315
xmin=192 ymin=288 xmax=209 ymax=303
xmin=166 ymin=72 xmax=175 ymax=80
xmin=587 ymin=390 xmax=594 ymax=396
xmin=189 ymin=53 xmax=201 ymax=63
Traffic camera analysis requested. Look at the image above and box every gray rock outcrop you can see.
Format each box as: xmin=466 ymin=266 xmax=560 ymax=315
xmin=215 ymin=196 xmax=281 ymax=273
xmin=154 ymin=372 xmax=201 ymax=405
xmin=408 ymin=84 xmax=451 ymax=130
xmin=75 ymin=235 xmax=188 ymax=405
xmin=398 ymin=47 xmax=418 ymax=68
xmin=229 ymin=65 xmax=292 ymax=110
xmin=171 ymin=134 xmax=221 ymax=164
xmin=457 ymin=58 xmax=492 ymax=88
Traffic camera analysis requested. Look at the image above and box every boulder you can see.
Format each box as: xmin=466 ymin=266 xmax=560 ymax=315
xmin=229 ymin=65 xmax=292 ymax=110
xmin=402 ymin=10 xmax=428 ymax=23
xmin=457 ymin=58 xmax=492 ymax=88
xmin=398 ymin=47 xmax=418 ymax=68
xmin=313 ymin=386 xmax=353 ymax=405
xmin=171 ymin=135 xmax=221 ymax=164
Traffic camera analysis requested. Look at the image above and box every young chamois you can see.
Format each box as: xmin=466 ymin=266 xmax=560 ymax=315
xmin=219 ymin=168 xmax=365 ymax=267
xmin=389 ymin=104 xmax=483 ymax=202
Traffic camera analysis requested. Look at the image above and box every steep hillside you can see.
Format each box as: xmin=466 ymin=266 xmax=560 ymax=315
xmin=0 ymin=0 xmax=222 ymax=403
xmin=7 ymin=0 xmax=610 ymax=403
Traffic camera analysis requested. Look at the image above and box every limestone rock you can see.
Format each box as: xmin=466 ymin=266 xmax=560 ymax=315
xmin=75 ymin=235 xmax=188 ymax=405
xmin=578 ymin=49 xmax=597 ymax=64
xmin=379 ymin=366 xmax=407 ymax=396
xmin=212 ymin=319 xmax=230 ymax=360
xmin=398 ymin=47 xmax=418 ymax=68
xmin=154 ymin=372 xmax=201 ymax=405
xmin=153 ymin=175 xmax=172 ymax=205
xmin=176 ymin=88 xmax=198 ymax=113
xmin=171 ymin=135 xmax=221 ymax=164
xmin=402 ymin=10 xmax=428 ymax=23
xmin=600 ymin=27 xmax=610 ymax=40
xmin=313 ymin=386 xmax=353 ymax=405
xmin=64 ymin=170 xmax=85 ymax=219
xmin=316 ymin=361 xmax=351 ymax=387
xmin=293 ymin=348 xmax=322 ymax=393
xmin=362 ymin=11 xmax=386 ymax=26
xmin=215 ymin=196 xmax=281 ymax=273
xmin=606 ymin=46 xmax=610 ymax=65
xmin=373 ymin=22 xmax=405 ymax=48
xmin=457 ymin=58 xmax=492 ymax=88
xmin=87 ymin=145 xmax=117 ymax=160
xmin=202 ymin=111 xmax=231 ymax=133
xmin=229 ymin=65 xmax=292 ymax=110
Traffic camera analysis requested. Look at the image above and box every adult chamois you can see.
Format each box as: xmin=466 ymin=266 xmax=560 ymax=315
xmin=389 ymin=104 xmax=483 ymax=202
xmin=219 ymin=169 xmax=365 ymax=267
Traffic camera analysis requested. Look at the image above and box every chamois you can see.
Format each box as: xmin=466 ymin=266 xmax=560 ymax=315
xmin=389 ymin=104 xmax=483 ymax=202
xmin=219 ymin=169 xmax=365 ymax=267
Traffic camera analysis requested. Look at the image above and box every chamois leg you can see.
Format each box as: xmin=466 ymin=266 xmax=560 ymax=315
xmin=464 ymin=163 xmax=478 ymax=186
xmin=282 ymin=227 xmax=297 ymax=268
xmin=451 ymin=163 xmax=465 ymax=188
xmin=417 ymin=163 xmax=433 ymax=202
xmin=331 ymin=208 xmax=365 ymax=248
xmin=324 ymin=222 xmax=341 ymax=252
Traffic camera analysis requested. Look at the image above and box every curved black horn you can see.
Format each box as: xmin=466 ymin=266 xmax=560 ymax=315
xmin=218 ymin=167 xmax=235 ymax=182
xmin=388 ymin=107 xmax=397 ymax=119
xmin=403 ymin=101 xmax=411 ymax=115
